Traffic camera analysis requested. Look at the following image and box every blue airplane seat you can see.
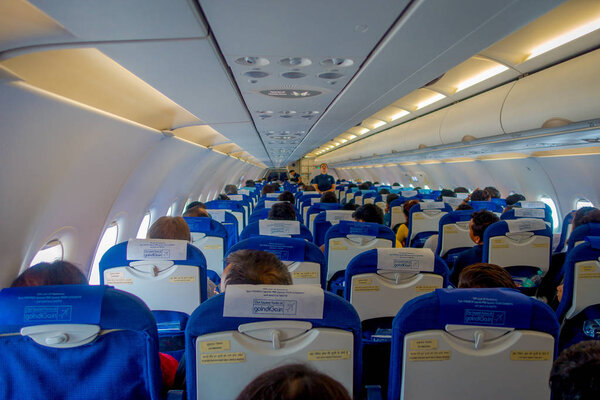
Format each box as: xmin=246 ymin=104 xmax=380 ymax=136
xmin=313 ymin=210 xmax=356 ymax=247
xmin=248 ymin=207 xmax=271 ymax=224
xmin=556 ymin=236 xmax=600 ymax=323
xmin=240 ymin=220 xmax=313 ymax=242
xmin=362 ymin=192 xmax=383 ymax=205
xmin=204 ymin=210 xmax=239 ymax=249
xmin=205 ymin=200 xmax=246 ymax=234
xmin=325 ymin=221 xmax=395 ymax=296
xmin=0 ymin=285 xmax=163 ymax=400
xmin=306 ymin=202 xmax=342 ymax=233
xmin=153 ymin=309 xmax=188 ymax=361
xmin=227 ymin=236 xmax=327 ymax=289
xmin=469 ymin=201 xmax=504 ymax=213
xmin=558 ymin=304 xmax=600 ymax=353
xmin=185 ymin=288 xmax=362 ymax=399
xmin=406 ymin=202 xmax=452 ymax=248
xmin=501 ymin=206 xmax=553 ymax=226
xmin=483 ymin=219 xmax=552 ymax=291
xmin=389 ymin=196 xmax=419 ymax=230
xmin=435 ymin=210 xmax=476 ymax=270
xmin=567 ymin=222 xmax=600 ymax=251
xmin=100 ymin=239 xmax=207 ymax=315
xmin=554 ymin=210 xmax=575 ymax=253
xmin=490 ymin=197 xmax=507 ymax=207
xmin=185 ymin=217 xmax=228 ymax=277
xmin=388 ymin=288 xmax=559 ymax=400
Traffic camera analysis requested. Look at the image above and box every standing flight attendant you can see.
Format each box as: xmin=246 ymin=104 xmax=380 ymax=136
xmin=311 ymin=163 xmax=336 ymax=194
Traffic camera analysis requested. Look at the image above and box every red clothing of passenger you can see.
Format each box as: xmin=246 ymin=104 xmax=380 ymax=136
xmin=159 ymin=352 xmax=179 ymax=389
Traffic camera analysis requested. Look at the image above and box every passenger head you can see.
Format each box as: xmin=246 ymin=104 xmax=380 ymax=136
xmin=183 ymin=205 xmax=210 ymax=218
xmin=217 ymin=193 xmax=230 ymax=201
xmin=221 ymin=250 xmax=292 ymax=292
xmin=268 ymin=202 xmax=296 ymax=221
xmin=550 ymin=341 xmax=600 ymax=400
xmin=573 ymin=207 xmax=600 ymax=229
xmin=261 ymin=184 xmax=276 ymax=195
xmin=458 ymin=263 xmax=517 ymax=289
xmin=236 ymin=363 xmax=351 ymax=400
xmin=245 ymin=180 xmax=255 ymax=187
xmin=385 ymin=193 xmax=399 ymax=212
xmin=147 ymin=216 xmax=191 ymax=241
xmin=320 ymin=192 xmax=337 ymax=203
xmin=455 ymin=203 xmax=474 ymax=211
xmin=342 ymin=203 xmax=358 ymax=211
xmin=469 ymin=210 xmax=500 ymax=244
xmin=505 ymin=193 xmax=526 ymax=206
xmin=289 ymin=169 xmax=295 ymax=174
xmin=320 ymin=163 xmax=328 ymax=174
xmin=298 ymin=183 xmax=306 ymax=191
xmin=403 ymin=199 xmax=419 ymax=218
xmin=392 ymin=182 xmax=400 ymax=187
xmin=484 ymin=186 xmax=501 ymax=199
xmin=358 ymin=182 xmax=370 ymax=190
xmin=454 ymin=187 xmax=469 ymax=194
xmin=185 ymin=201 xmax=206 ymax=213
xmin=379 ymin=188 xmax=390 ymax=195
xmin=303 ymin=185 xmax=316 ymax=192
xmin=439 ymin=189 xmax=456 ymax=199
xmin=224 ymin=184 xmax=238 ymax=195
xmin=11 ymin=261 xmax=88 ymax=287
xmin=347 ymin=183 xmax=357 ymax=190
xmin=353 ymin=204 xmax=384 ymax=224
xmin=277 ymin=190 xmax=295 ymax=203
xmin=470 ymin=189 xmax=490 ymax=201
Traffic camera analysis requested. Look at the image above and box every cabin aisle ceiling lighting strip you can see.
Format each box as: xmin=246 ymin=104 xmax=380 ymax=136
xmin=526 ymin=17 xmax=600 ymax=60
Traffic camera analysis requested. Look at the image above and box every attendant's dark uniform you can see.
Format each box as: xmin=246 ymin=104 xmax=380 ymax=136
xmin=311 ymin=174 xmax=335 ymax=192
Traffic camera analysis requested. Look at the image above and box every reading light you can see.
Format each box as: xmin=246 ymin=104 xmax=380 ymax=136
xmin=527 ymin=17 xmax=600 ymax=60
xmin=358 ymin=128 xmax=370 ymax=135
xmin=348 ymin=134 xmax=357 ymax=139
xmin=416 ymin=93 xmax=446 ymax=110
xmin=372 ymin=120 xmax=386 ymax=129
xmin=456 ymin=65 xmax=509 ymax=92
xmin=334 ymin=142 xmax=340 ymax=146
xmin=340 ymin=139 xmax=348 ymax=143
xmin=390 ymin=110 xmax=409 ymax=121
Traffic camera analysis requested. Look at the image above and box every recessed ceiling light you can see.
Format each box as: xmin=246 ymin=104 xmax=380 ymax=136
xmin=456 ymin=65 xmax=509 ymax=92
xmin=340 ymin=139 xmax=348 ymax=143
xmin=321 ymin=58 xmax=354 ymax=67
xmin=348 ymin=135 xmax=357 ymax=139
xmin=527 ymin=17 xmax=600 ymax=60
xmin=279 ymin=57 xmax=312 ymax=67
xmin=358 ymin=128 xmax=370 ymax=135
xmin=416 ymin=93 xmax=446 ymax=110
xmin=235 ymin=56 xmax=270 ymax=66
xmin=372 ymin=120 xmax=386 ymax=129
xmin=390 ymin=110 xmax=410 ymax=121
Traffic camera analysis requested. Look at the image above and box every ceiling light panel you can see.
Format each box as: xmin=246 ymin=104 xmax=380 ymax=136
xmin=199 ymin=0 xmax=414 ymax=166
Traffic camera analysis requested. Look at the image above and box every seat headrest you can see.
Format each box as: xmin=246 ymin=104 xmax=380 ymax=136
xmin=585 ymin=236 xmax=600 ymax=250
xmin=504 ymin=218 xmax=548 ymax=233
xmin=338 ymin=220 xmax=379 ymax=236
xmin=259 ymin=220 xmax=301 ymax=236
xmin=230 ymin=237 xmax=307 ymax=262
xmin=126 ymin=239 xmax=188 ymax=260
xmin=377 ymin=248 xmax=435 ymax=272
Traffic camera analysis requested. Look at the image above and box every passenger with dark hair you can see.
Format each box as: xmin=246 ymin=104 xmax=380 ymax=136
xmin=245 ymin=180 xmax=255 ymax=187
xmin=220 ymin=249 xmax=292 ymax=291
xmin=458 ymin=263 xmax=517 ymax=289
xmin=392 ymin=182 xmax=400 ymax=186
xmin=573 ymin=207 xmax=600 ymax=228
xmin=184 ymin=201 xmax=206 ymax=213
xmin=469 ymin=188 xmax=491 ymax=202
xmin=505 ymin=193 xmax=526 ymax=206
xmin=268 ymin=202 xmax=296 ymax=221
xmin=311 ymin=163 xmax=336 ymax=194
xmin=438 ymin=188 xmax=456 ymax=201
xmin=450 ymin=210 xmax=500 ymax=285
xmin=320 ymin=191 xmax=338 ymax=203
xmin=217 ymin=193 xmax=230 ymax=201
xmin=224 ymin=184 xmax=238 ymax=195
xmin=183 ymin=205 xmax=210 ymax=218
xmin=11 ymin=261 xmax=88 ymax=287
xmin=484 ymin=186 xmax=501 ymax=199
xmin=342 ymin=203 xmax=358 ymax=211
xmin=395 ymin=199 xmax=419 ymax=247
xmin=454 ymin=186 xmax=469 ymax=194
xmin=455 ymin=203 xmax=474 ymax=211
xmin=236 ymin=363 xmax=351 ymax=400
xmin=302 ymin=184 xmax=316 ymax=192
xmin=352 ymin=203 xmax=384 ymax=225
xmin=379 ymin=188 xmax=390 ymax=195
xmin=277 ymin=190 xmax=295 ymax=203
xmin=261 ymin=184 xmax=276 ymax=196
xmin=550 ymin=341 xmax=600 ymax=400
xmin=358 ymin=182 xmax=370 ymax=190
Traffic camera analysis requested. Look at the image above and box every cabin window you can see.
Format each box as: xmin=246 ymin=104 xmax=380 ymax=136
xmin=184 ymin=198 xmax=193 ymax=211
xmin=30 ymin=240 xmax=63 ymax=266
xmin=411 ymin=176 xmax=418 ymax=182
xmin=539 ymin=195 xmax=560 ymax=233
xmin=166 ymin=205 xmax=173 ymax=217
xmin=136 ymin=212 xmax=151 ymax=239
xmin=423 ymin=185 xmax=430 ymax=190
xmin=89 ymin=223 xmax=119 ymax=285
xmin=575 ymin=198 xmax=594 ymax=209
